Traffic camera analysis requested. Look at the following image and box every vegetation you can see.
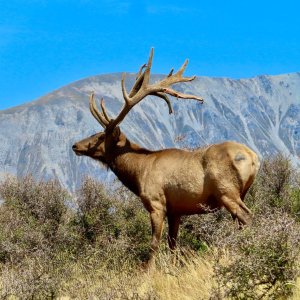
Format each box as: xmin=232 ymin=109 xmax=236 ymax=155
xmin=0 ymin=154 xmax=300 ymax=299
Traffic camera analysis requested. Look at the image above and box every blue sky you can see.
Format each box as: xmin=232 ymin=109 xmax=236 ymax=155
xmin=0 ymin=0 xmax=300 ymax=110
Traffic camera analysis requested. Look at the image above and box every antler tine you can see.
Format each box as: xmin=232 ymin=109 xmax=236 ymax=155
xmin=121 ymin=73 xmax=131 ymax=105
xmin=169 ymin=59 xmax=196 ymax=83
xmin=162 ymin=88 xmax=204 ymax=102
xmin=89 ymin=93 xmax=100 ymax=122
xmin=153 ymin=58 xmax=204 ymax=102
xmin=122 ymin=49 xmax=154 ymax=104
xmin=100 ymin=98 xmax=111 ymax=122
xmin=136 ymin=63 xmax=147 ymax=80
xmin=178 ymin=59 xmax=189 ymax=76
xmin=89 ymin=93 xmax=110 ymax=128
xmin=104 ymin=48 xmax=203 ymax=133
xmin=150 ymin=92 xmax=173 ymax=114
xmin=167 ymin=68 xmax=174 ymax=77
xmin=142 ymin=48 xmax=154 ymax=87
xmin=121 ymin=48 xmax=153 ymax=105
xmin=128 ymin=63 xmax=147 ymax=98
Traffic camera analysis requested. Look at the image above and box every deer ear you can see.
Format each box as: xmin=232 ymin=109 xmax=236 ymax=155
xmin=113 ymin=127 xmax=127 ymax=147
xmin=112 ymin=126 xmax=121 ymax=142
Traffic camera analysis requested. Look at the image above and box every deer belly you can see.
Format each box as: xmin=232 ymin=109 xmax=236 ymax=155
xmin=165 ymin=181 xmax=208 ymax=214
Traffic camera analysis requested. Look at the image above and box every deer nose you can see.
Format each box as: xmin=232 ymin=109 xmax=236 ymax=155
xmin=72 ymin=144 xmax=78 ymax=151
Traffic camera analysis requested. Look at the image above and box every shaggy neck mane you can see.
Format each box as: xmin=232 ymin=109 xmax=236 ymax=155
xmin=106 ymin=140 xmax=154 ymax=195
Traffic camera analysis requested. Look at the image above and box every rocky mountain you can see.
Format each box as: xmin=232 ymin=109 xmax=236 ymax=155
xmin=0 ymin=72 xmax=299 ymax=191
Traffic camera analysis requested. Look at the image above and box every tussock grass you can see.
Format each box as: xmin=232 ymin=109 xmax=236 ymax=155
xmin=150 ymin=251 xmax=214 ymax=300
xmin=45 ymin=250 xmax=214 ymax=300
xmin=1 ymin=154 xmax=300 ymax=299
xmin=291 ymin=278 xmax=300 ymax=300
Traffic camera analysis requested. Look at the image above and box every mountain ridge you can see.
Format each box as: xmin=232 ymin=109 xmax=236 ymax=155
xmin=2 ymin=71 xmax=300 ymax=113
xmin=0 ymin=72 xmax=299 ymax=191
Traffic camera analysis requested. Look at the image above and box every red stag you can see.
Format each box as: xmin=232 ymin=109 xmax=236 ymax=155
xmin=72 ymin=49 xmax=260 ymax=267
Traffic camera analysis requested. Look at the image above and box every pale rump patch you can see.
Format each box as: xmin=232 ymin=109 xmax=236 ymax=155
xmin=235 ymin=152 xmax=246 ymax=162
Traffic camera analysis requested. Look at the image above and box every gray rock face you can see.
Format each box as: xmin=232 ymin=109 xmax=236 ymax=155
xmin=1 ymin=72 xmax=299 ymax=191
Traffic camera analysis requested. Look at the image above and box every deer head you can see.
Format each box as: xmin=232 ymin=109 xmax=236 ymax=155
xmin=72 ymin=48 xmax=203 ymax=164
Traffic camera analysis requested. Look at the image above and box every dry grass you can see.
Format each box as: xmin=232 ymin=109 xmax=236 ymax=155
xmin=1 ymin=244 xmax=299 ymax=299
xmin=55 ymin=250 xmax=215 ymax=300
xmin=148 ymin=252 xmax=214 ymax=300
xmin=291 ymin=278 xmax=300 ymax=300
xmin=1 ymin=154 xmax=300 ymax=299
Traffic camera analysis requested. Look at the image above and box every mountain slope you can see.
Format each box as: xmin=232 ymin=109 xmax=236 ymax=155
xmin=0 ymin=72 xmax=299 ymax=191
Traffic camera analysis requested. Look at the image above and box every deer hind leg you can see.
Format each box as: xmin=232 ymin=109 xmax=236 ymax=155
xmin=241 ymin=186 xmax=251 ymax=201
xmin=221 ymin=194 xmax=252 ymax=226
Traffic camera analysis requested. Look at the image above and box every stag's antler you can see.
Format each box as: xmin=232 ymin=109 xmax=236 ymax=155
xmin=90 ymin=48 xmax=204 ymax=132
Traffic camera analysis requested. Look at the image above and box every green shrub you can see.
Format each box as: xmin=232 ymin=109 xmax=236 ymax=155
xmin=0 ymin=176 xmax=72 ymax=263
xmin=180 ymin=154 xmax=300 ymax=298
xmin=247 ymin=153 xmax=300 ymax=216
xmin=0 ymin=153 xmax=299 ymax=298
xmin=212 ymin=210 xmax=300 ymax=299
xmin=75 ymin=177 xmax=118 ymax=245
xmin=113 ymin=185 xmax=151 ymax=261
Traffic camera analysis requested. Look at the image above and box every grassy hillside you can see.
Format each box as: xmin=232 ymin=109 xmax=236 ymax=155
xmin=0 ymin=154 xmax=300 ymax=299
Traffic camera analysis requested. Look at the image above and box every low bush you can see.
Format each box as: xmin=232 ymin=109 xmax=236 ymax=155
xmin=211 ymin=210 xmax=300 ymax=299
xmin=75 ymin=178 xmax=151 ymax=263
xmin=76 ymin=177 xmax=118 ymax=245
xmin=0 ymin=176 xmax=73 ymax=264
xmin=247 ymin=153 xmax=300 ymax=216
xmin=0 ymin=154 xmax=299 ymax=298
xmin=180 ymin=153 xmax=300 ymax=299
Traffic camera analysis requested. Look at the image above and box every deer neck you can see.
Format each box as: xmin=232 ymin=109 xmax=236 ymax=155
xmin=106 ymin=138 xmax=152 ymax=195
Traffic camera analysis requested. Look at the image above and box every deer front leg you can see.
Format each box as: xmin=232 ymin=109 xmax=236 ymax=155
xmin=148 ymin=209 xmax=165 ymax=270
xmin=167 ymin=214 xmax=181 ymax=250
xmin=167 ymin=214 xmax=181 ymax=265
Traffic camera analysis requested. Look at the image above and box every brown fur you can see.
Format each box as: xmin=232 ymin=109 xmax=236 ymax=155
xmin=72 ymin=49 xmax=260 ymax=268
xmin=73 ymin=129 xmax=260 ymax=267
